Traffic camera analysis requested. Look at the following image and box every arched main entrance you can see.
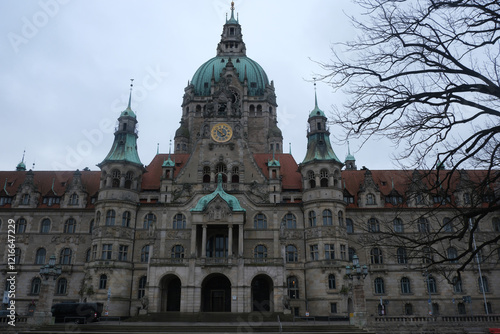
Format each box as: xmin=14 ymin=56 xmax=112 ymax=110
xmin=160 ymin=275 xmax=181 ymax=312
xmin=251 ymin=274 xmax=273 ymax=312
xmin=201 ymin=274 xmax=231 ymax=312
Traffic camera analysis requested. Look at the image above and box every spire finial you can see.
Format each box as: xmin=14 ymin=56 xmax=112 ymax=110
xmin=156 ymin=143 xmax=159 ymax=155
xmin=229 ymin=1 xmax=236 ymax=21
xmin=289 ymin=142 xmax=291 ymax=155
xmin=347 ymin=140 xmax=351 ymax=155
xmin=21 ymin=149 xmax=25 ymax=163
xmin=313 ymin=77 xmax=318 ymax=109
xmin=169 ymin=139 xmax=172 ymax=155
xmin=127 ymin=79 xmax=134 ymax=110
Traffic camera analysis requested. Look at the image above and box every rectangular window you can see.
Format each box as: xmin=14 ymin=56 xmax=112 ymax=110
xmin=118 ymin=245 xmax=128 ymax=261
xmin=340 ymin=245 xmax=346 ymax=260
xmin=330 ymin=303 xmax=337 ymax=314
xmin=101 ymin=244 xmax=112 ymax=260
xmin=310 ymin=245 xmax=318 ymax=261
xmin=325 ymin=244 xmax=335 ymax=260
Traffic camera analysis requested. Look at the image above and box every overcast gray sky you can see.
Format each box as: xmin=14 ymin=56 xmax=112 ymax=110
xmin=1 ymin=0 xmax=394 ymax=172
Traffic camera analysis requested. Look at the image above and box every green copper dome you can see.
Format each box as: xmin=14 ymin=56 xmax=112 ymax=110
xmin=191 ymin=56 xmax=269 ymax=96
xmin=191 ymin=174 xmax=245 ymax=212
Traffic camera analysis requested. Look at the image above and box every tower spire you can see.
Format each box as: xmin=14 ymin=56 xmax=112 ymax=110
xmin=314 ymin=78 xmax=319 ymax=109
xmin=127 ymin=79 xmax=134 ymax=110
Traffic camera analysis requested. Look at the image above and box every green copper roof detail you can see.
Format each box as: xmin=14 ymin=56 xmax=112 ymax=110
xmin=345 ymin=141 xmax=355 ymax=162
xmin=121 ymin=83 xmax=136 ymax=118
xmin=191 ymin=174 xmax=245 ymax=212
xmin=309 ymin=90 xmax=326 ymax=118
xmin=302 ymin=133 xmax=341 ymax=164
xmin=191 ymin=56 xmax=268 ymax=96
xmin=102 ymin=132 xmax=142 ymax=165
xmin=226 ymin=2 xmax=238 ymax=24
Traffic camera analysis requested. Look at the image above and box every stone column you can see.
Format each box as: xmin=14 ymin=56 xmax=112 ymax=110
xmin=190 ymin=224 xmax=197 ymax=257
xmin=201 ymin=224 xmax=207 ymax=258
xmin=29 ymin=278 xmax=56 ymax=325
xmin=228 ymin=225 xmax=233 ymax=258
xmin=238 ymin=224 xmax=244 ymax=257
xmin=350 ymin=280 xmax=367 ymax=328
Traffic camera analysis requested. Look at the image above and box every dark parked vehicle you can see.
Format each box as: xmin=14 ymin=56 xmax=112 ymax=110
xmin=51 ymin=302 xmax=103 ymax=324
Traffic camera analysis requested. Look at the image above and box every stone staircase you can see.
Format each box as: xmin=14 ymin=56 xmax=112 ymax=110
xmin=16 ymin=312 xmax=374 ymax=334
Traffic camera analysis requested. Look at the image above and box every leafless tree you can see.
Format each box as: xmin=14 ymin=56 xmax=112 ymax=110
xmin=321 ymin=0 xmax=500 ymax=276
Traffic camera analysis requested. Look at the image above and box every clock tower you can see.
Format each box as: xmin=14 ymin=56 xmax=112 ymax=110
xmin=173 ymin=2 xmax=282 ymax=186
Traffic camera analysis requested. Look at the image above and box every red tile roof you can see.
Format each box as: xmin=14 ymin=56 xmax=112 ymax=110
xmin=253 ymin=153 xmax=302 ymax=190
xmin=141 ymin=154 xmax=191 ymax=190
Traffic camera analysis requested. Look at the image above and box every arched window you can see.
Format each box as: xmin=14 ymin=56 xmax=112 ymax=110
xmin=215 ymin=163 xmax=227 ymax=182
xmin=479 ymin=276 xmax=489 ymax=293
xmin=254 ymin=213 xmax=267 ymax=229
xmin=89 ymin=219 xmax=95 ymax=234
xmin=203 ymin=166 xmax=210 ymax=183
xmin=171 ymin=245 xmax=184 ymax=259
xmin=105 ymin=210 xmax=116 ymax=226
xmin=112 ymin=170 xmax=121 ymax=187
xmin=374 ymin=277 xmax=385 ymax=294
xmin=16 ymin=218 xmax=27 ymax=233
xmin=397 ymin=247 xmax=408 ymax=264
xmin=40 ymin=218 xmax=51 ymax=233
xmin=125 ymin=171 xmax=134 ymax=189
xmin=138 ymin=276 xmax=147 ymax=299
xmin=458 ymin=302 xmax=466 ymax=315
xmin=370 ymin=248 xmax=383 ymax=264
xmin=56 ymin=278 xmax=67 ymax=295
xmin=99 ymin=274 xmax=107 ymax=289
xmin=307 ymin=170 xmax=316 ymax=188
xmin=59 ymin=248 xmax=72 ymax=265
xmin=143 ymin=213 xmax=156 ymax=230
xmin=427 ymin=276 xmax=437 ymax=294
xmin=393 ymin=218 xmax=403 ymax=233
xmin=443 ymin=217 xmax=454 ymax=232
xmin=308 ymin=211 xmax=317 ymax=227
xmin=452 ymin=276 xmax=462 ymax=293
xmin=64 ymin=218 xmax=76 ymax=233
xmin=96 ymin=211 xmax=101 ymax=225
xmin=366 ymin=193 xmax=375 ymax=205
xmin=121 ymin=211 xmax=131 ymax=227
xmin=322 ymin=209 xmax=333 ymax=226
xmin=254 ymin=245 xmax=267 ymax=261
xmin=346 ymin=218 xmax=354 ymax=234
xmin=282 ymin=213 xmax=296 ymax=229
xmin=85 ymin=248 xmax=91 ymax=262
xmin=287 ymin=276 xmax=299 ymax=299
xmin=348 ymin=247 xmax=356 ymax=261
xmin=232 ymin=166 xmax=239 ymax=183
xmin=141 ymin=245 xmax=150 ymax=263
xmin=423 ymin=246 xmax=434 ymax=264
xmin=173 ymin=214 xmax=186 ymax=229
xmin=320 ymin=169 xmax=329 ymax=187
xmin=368 ymin=218 xmax=380 ymax=232
xmin=69 ymin=193 xmax=79 ymax=205
xmin=337 ymin=211 xmax=344 ymax=226
xmin=35 ymin=248 xmax=46 ymax=265
xmin=286 ymin=245 xmax=298 ymax=262
xmin=447 ymin=247 xmax=458 ymax=263
xmin=401 ymin=277 xmax=411 ymax=294
xmin=418 ymin=218 xmax=430 ymax=233
xmin=328 ymin=274 xmax=336 ymax=289
xmin=30 ymin=277 xmax=41 ymax=295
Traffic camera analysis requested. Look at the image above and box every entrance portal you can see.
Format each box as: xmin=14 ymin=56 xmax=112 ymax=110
xmin=201 ymin=274 xmax=231 ymax=312
xmin=251 ymin=274 xmax=273 ymax=312
xmin=160 ymin=275 xmax=181 ymax=312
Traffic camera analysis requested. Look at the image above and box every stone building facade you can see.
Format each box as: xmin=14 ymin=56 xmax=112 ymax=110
xmin=0 ymin=3 xmax=498 ymax=320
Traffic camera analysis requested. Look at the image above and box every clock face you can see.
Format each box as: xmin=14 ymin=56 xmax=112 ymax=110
xmin=211 ymin=123 xmax=233 ymax=142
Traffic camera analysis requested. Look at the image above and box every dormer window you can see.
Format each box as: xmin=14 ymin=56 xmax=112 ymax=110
xmin=21 ymin=193 xmax=30 ymax=205
xmin=366 ymin=193 xmax=376 ymax=205
xmin=0 ymin=197 xmax=12 ymax=205
xmin=43 ymin=196 xmax=60 ymax=206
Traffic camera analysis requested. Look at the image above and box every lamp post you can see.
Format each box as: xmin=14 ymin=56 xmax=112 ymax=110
xmin=30 ymin=255 xmax=61 ymax=325
xmin=346 ymin=254 xmax=368 ymax=327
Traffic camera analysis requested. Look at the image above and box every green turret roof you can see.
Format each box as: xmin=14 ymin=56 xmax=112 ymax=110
xmin=308 ymin=91 xmax=326 ymax=118
xmin=191 ymin=174 xmax=245 ymax=212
